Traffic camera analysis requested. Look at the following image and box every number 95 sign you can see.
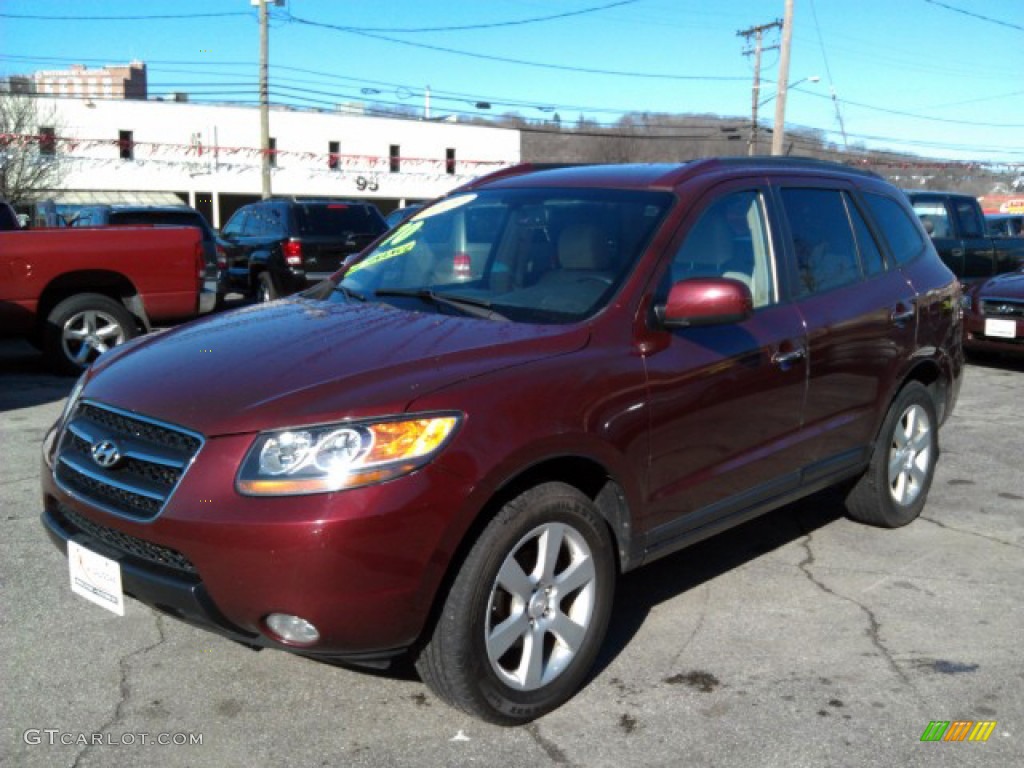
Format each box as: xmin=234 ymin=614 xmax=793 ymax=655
xmin=355 ymin=176 xmax=379 ymax=192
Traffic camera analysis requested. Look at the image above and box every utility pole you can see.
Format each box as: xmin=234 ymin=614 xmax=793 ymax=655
xmin=259 ymin=0 xmax=271 ymax=198
xmin=771 ymin=0 xmax=795 ymax=156
xmin=737 ymin=21 xmax=781 ymax=157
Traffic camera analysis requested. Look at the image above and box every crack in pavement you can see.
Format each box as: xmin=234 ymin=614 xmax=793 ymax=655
xmin=70 ymin=614 xmax=167 ymax=768
xmin=796 ymin=531 xmax=917 ymax=694
xmin=920 ymin=515 xmax=1023 ymax=550
xmin=525 ymin=723 xmax=572 ymax=766
xmin=0 ymin=475 xmax=38 ymax=487
xmin=664 ymin=581 xmax=710 ymax=677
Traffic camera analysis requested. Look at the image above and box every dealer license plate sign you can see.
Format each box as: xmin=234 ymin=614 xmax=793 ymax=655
xmin=985 ymin=318 xmax=1017 ymax=339
xmin=68 ymin=541 xmax=125 ymax=616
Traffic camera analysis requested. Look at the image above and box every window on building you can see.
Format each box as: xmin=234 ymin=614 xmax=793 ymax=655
xmin=328 ymin=140 xmax=340 ymax=170
xmin=39 ymin=126 xmax=56 ymax=156
xmin=389 ymin=144 xmax=401 ymax=173
xmin=118 ymin=130 xmax=134 ymax=161
xmin=445 ymin=148 xmax=456 ymax=175
xmin=268 ymin=137 xmax=277 ymax=168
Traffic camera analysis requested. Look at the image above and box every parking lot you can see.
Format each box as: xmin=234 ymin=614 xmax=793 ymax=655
xmin=1 ymin=337 xmax=1021 ymax=768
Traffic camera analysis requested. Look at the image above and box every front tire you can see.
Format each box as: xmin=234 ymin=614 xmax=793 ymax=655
xmin=416 ymin=482 xmax=616 ymax=725
xmin=43 ymin=293 xmax=137 ymax=375
xmin=846 ymin=381 xmax=939 ymax=528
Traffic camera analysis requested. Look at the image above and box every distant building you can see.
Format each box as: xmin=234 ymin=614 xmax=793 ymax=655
xmin=33 ymin=61 xmax=147 ymax=101
xmin=27 ymin=96 xmax=519 ymax=227
xmin=3 ymin=75 xmax=35 ymax=94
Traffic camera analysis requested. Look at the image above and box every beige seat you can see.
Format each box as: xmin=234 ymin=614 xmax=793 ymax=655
xmin=537 ymin=223 xmax=615 ymax=288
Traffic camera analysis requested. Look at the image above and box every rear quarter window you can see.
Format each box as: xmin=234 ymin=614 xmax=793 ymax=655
xmin=865 ymin=193 xmax=928 ymax=266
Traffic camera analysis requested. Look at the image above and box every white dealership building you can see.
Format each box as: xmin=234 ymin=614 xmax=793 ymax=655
xmin=31 ymin=96 xmax=520 ymax=227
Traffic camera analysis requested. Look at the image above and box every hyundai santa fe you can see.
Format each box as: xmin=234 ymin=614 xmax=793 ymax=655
xmin=41 ymin=158 xmax=962 ymax=724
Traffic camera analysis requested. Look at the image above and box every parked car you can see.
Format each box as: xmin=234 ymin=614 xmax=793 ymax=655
xmin=986 ymin=213 xmax=1024 ymax=238
xmin=69 ymin=204 xmax=222 ymax=304
xmin=384 ymin=203 xmax=426 ymax=229
xmin=217 ymin=198 xmax=388 ymax=302
xmin=41 ymin=158 xmax=962 ymax=724
xmin=0 ymin=226 xmax=213 ymax=373
xmin=906 ymin=191 xmax=1024 ymax=281
xmin=961 ymin=268 xmax=1024 ymax=356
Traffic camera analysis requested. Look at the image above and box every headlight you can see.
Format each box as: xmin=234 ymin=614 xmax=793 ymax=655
xmin=960 ymin=294 xmax=972 ymax=312
xmin=44 ymin=372 xmax=89 ymax=467
xmin=60 ymin=372 xmax=88 ymax=426
xmin=236 ymin=413 xmax=461 ymax=496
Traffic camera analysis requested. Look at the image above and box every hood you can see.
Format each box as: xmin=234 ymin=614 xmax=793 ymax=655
xmin=86 ymin=298 xmax=589 ymax=436
xmin=975 ymin=270 xmax=1024 ymax=298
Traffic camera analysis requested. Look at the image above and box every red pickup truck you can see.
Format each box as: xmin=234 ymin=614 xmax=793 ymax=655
xmin=0 ymin=226 xmax=215 ymax=373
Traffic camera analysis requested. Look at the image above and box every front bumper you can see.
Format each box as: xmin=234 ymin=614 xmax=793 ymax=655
xmin=964 ymin=313 xmax=1024 ymax=355
xmin=41 ymin=427 xmax=476 ymax=660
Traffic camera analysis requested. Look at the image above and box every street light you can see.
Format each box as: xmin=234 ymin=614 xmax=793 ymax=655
xmin=749 ymin=75 xmax=819 ymax=155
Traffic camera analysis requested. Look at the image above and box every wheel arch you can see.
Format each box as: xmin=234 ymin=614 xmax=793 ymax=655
xmin=411 ymin=453 xmax=635 ymax=655
xmin=897 ymin=357 xmax=946 ymax=422
xmin=36 ymin=271 xmax=144 ymax=330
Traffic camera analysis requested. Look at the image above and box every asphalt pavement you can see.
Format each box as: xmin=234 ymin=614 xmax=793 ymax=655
xmin=1 ymin=337 xmax=1021 ymax=768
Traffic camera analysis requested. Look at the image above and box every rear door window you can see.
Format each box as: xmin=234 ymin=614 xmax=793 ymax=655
xmin=780 ymin=188 xmax=862 ymax=296
xmin=846 ymin=195 xmax=886 ymax=277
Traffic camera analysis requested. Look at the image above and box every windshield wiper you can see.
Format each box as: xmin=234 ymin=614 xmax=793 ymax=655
xmin=374 ymin=288 xmax=508 ymax=322
xmin=334 ymin=284 xmax=367 ymax=302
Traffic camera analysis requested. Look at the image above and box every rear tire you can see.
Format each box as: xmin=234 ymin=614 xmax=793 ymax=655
xmin=845 ymin=381 xmax=938 ymax=528
xmin=43 ymin=293 xmax=137 ymax=375
xmin=416 ymin=482 xmax=615 ymax=725
xmin=256 ymin=272 xmax=277 ymax=303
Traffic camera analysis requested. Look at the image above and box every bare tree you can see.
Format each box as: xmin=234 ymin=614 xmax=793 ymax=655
xmin=0 ymin=93 xmax=65 ymax=205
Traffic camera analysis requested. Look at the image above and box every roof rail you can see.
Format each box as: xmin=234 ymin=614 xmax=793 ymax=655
xmin=708 ymin=155 xmax=883 ymax=179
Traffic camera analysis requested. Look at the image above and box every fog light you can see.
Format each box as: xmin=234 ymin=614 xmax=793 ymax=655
xmin=265 ymin=613 xmax=320 ymax=646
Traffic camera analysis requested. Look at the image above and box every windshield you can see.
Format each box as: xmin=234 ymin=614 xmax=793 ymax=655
xmin=334 ymin=188 xmax=672 ymax=324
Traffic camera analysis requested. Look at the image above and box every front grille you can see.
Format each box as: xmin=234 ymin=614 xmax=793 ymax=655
xmin=54 ymin=401 xmax=203 ymax=521
xmin=980 ymin=299 xmax=1024 ymax=319
xmin=55 ymin=503 xmax=198 ymax=575
xmin=78 ymin=403 xmax=202 ymax=454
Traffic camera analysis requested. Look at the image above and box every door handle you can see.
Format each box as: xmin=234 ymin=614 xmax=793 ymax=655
xmin=951 ymin=247 xmax=965 ymax=258
xmin=772 ymin=346 xmax=806 ymax=367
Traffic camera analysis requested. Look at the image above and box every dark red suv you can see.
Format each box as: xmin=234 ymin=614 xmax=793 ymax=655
xmin=42 ymin=158 xmax=962 ymax=724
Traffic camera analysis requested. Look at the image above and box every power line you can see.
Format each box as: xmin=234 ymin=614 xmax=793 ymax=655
xmin=284 ymin=14 xmax=752 ymax=82
xmin=800 ymin=90 xmax=1024 ymax=128
xmin=0 ymin=11 xmax=250 ymax=21
xmin=807 ymin=0 xmax=848 ymax=149
xmin=294 ymin=1 xmax=642 ymax=34
xmin=922 ymin=0 xmax=1024 ymax=32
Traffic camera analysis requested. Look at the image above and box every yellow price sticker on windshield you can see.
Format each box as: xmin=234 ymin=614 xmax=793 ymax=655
xmin=348 ymin=240 xmax=416 ymax=274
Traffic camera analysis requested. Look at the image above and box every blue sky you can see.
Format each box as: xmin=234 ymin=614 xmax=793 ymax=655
xmin=1 ymin=0 xmax=1021 ymax=163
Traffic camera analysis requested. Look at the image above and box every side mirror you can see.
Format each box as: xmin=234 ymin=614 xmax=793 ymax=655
xmin=654 ymin=277 xmax=753 ymax=329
